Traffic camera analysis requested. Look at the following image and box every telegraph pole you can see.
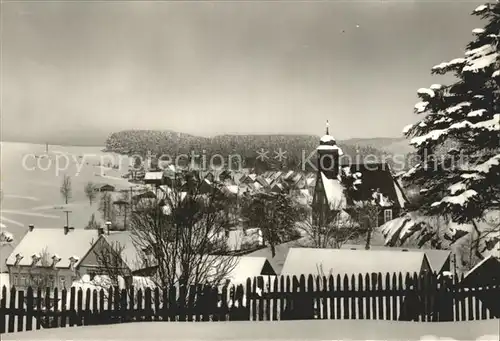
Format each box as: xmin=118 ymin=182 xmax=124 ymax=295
xmin=63 ymin=210 xmax=72 ymax=228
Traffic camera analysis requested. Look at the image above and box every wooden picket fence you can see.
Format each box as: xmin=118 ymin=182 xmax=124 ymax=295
xmin=1 ymin=272 xmax=499 ymax=334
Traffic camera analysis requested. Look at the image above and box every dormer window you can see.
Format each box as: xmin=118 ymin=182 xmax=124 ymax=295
xmin=31 ymin=253 xmax=41 ymax=266
xmin=52 ymin=254 xmax=62 ymax=268
xmin=14 ymin=253 xmax=24 ymax=266
xmin=69 ymin=256 xmax=79 ymax=272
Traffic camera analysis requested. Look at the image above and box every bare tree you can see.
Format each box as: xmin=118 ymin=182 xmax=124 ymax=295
xmin=60 ymin=175 xmax=72 ymax=204
xmin=85 ymin=169 xmax=239 ymax=301
xmin=84 ymin=182 xmax=97 ymax=205
xmin=301 ymin=201 xmax=363 ymax=249
xmin=240 ymin=191 xmax=302 ymax=257
xmin=99 ymin=192 xmax=118 ymax=227
xmin=351 ymin=201 xmax=382 ymax=250
xmin=28 ymin=247 xmax=55 ymax=290
xmin=129 ymin=170 xmax=238 ymax=290
xmin=85 ymin=213 xmax=101 ymax=230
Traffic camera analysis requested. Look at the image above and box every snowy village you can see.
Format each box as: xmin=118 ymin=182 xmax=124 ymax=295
xmin=0 ymin=1 xmax=499 ymax=340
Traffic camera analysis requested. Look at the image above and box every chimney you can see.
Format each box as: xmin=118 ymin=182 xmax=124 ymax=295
xmin=28 ymin=224 xmax=35 ymax=232
xmin=97 ymin=227 xmax=104 ymax=236
xmin=64 ymin=226 xmax=69 ymax=235
xmin=69 ymin=226 xmax=75 ymax=232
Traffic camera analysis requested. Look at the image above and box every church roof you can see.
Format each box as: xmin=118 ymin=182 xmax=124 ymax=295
xmin=317 ymin=144 xmax=344 ymax=155
xmin=320 ymin=172 xmax=347 ymax=210
xmin=320 ymin=134 xmax=336 ymax=143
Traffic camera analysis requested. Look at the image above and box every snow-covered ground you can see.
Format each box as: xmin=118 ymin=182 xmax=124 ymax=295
xmin=0 ymin=142 xmax=133 ymax=245
xmin=2 ymin=319 xmax=498 ymax=340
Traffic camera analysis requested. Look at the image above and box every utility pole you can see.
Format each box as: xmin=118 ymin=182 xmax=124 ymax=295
xmin=63 ymin=210 xmax=72 ymax=228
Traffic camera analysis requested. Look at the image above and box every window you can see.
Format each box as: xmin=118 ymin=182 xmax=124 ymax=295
xmin=48 ymin=275 xmax=55 ymax=289
xmin=20 ymin=276 xmax=26 ymax=287
xmin=60 ymin=276 xmax=66 ymax=289
xmin=13 ymin=275 xmax=19 ymax=286
xmin=384 ymin=209 xmax=393 ymax=223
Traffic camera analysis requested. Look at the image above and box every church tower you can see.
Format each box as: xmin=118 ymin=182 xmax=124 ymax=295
xmin=316 ymin=120 xmax=342 ymax=179
xmin=312 ymin=121 xmax=346 ymax=228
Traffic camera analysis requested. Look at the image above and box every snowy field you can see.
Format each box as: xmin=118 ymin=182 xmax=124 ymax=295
xmin=2 ymin=319 xmax=499 ymax=340
xmin=0 ymin=142 xmax=135 ymax=261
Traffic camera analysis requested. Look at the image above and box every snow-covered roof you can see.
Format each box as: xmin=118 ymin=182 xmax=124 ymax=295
xmin=340 ymin=245 xmax=450 ymax=273
xmin=144 ymin=172 xmax=163 ymax=180
xmin=320 ymin=134 xmax=336 ymax=143
xmin=6 ymin=228 xmax=98 ymax=268
xmin=316 ymin=144 xmax=344 ymax=155
xmin=281 ymin=248 xmax=428 ymax=280
xmin=320 ymin=172 xmax=346 ymax=210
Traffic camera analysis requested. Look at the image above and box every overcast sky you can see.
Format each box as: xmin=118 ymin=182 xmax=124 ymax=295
xmin=1 ymin=0 xmax=484 ymax=140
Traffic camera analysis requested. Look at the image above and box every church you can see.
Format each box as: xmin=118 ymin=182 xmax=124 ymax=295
xmin=312 ymin=122 xmax=409 ymax=228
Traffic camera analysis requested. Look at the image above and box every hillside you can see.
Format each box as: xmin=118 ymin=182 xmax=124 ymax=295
xmin=103 ymin=130 xmax=410 ymax=172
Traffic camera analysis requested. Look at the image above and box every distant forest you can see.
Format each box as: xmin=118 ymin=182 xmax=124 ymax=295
xmin=105 ymin=130 xmax=412 ymax=172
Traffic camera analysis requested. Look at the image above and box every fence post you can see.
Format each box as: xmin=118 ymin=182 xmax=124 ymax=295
xmin=350 ymin=274 xmax=356 ymax=320
xmin=92 ymin=289 xmax=98 ymax=325
xmin=7 ymin=286 xmax=16 ymax=333
xmin=272 ymin=277 xmax=278 ymax=321
xmin=83 ymin=289 xmax=91 ymax=326
xmin=60 ymin=288 xmax=67 ymax=328
xmin=342 ymin=275 xmax=349 ymax=320
xmin=144 ymin=288 xmax=152 ymax=322
xmin=391 ymin=273 xmax=397 ymax=321
xmin=384 ymin=273 xmax=391 ymax=321
xmin=154 ymin=288 xmax=160 ymax=322
xmin=168 ymin=285 xmax=176 ymax=321
xmin=52 ymin=288 xmax=59 ymax=328
xmin=307 ymin=275 xmax=315 ymax=320
xmin=25 ymin=287 xmax=33 ymax=331
xmin=16 ymin=289 xmax=24 ymax=332
xmin=0 ymin=286 xmax=6 ymax=333
xmin=77 ymin=288 xmax=84 ymax=326
xmin=357 ymin=274 xmax=364 ymax=320
xmin=377 ymin=273 xmax=383 ymax=320
xmin=36 ymin=287 xmax=43 ymax=329
xmin=136 ymin=289 xmax=143 ymax=322
xmin=364 ymin=274 xmax=371 ymax=320
xmin=328 ymin=275 xmax=334 ymax=320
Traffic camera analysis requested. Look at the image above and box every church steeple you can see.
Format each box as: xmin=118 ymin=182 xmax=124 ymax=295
xmin=317 ymin=121 xmax=343 ymax=179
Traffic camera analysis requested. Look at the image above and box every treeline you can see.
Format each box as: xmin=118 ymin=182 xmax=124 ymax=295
xmin=105 ymin=130 xmax=403 ymax=171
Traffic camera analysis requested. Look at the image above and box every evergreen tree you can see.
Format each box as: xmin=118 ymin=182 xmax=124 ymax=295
xmin=384 ymin=3 xmax=500 ymax=261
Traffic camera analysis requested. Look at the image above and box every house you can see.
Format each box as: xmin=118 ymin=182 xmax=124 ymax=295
xmin=143 ymin=171 xmax=164 ymax=186
xmin=312 ymin=122 xmax=409 ymax=228
xmin=5 ymin=226 xmax=103 ymax=291
xmin=458 ymin=255 xmax=500 ymax=318
xmin=95 ymin=184 xmax=115 ymax=192
xmin=244 ymin=238 xmax=307 ymax=275
xmin=79 ymin=231 xmax=156 ymax=279
xmin=281 ymin=247 xmax=431 ymax=281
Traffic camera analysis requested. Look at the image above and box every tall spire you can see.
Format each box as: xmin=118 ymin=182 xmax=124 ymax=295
xmin=326 ymin=120 xmax=330 ymax=135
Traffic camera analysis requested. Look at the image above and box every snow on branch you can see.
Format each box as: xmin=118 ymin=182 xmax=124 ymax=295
xmin=417 ymin=88 xmax=435 ymax=98
xmin=432 ymin=58 xmax=466 ymax=73
xmin=472 ymin=4 xmax=489 ymax=14
xmin=463 ymin=52 xmax=498 ymax=72
xmin=467 ymin=109 xmax=487 ymax=117
xmin=414 ymin=101 xmax=429 ymax=113
xmin=402 ymin=124 xmax=413 ymax=134
xmin=410 ymin=114 xmax=499 ymax=146
xmin=446 ymin=102 xmax=471 ymax=114
xmin=431 ymin=189 xmax=478 ymax=208
xmin=474 ymin=154 xmax=500 ymax=174
xmin=430 ymin=84 xmax=443 ymax=90
xmin=472 ymin=28 xmax=485 ymax=35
